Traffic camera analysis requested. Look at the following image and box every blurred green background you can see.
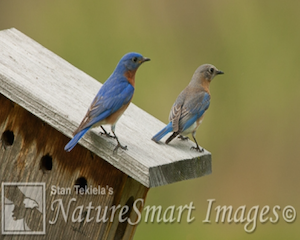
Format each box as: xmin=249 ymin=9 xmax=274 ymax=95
xmin=1 ymin=0 xmax=300 ymax=239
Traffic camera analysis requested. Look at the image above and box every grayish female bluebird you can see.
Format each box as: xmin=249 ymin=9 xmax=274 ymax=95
xmin=152 ymin=64 xmax=224 ymax=152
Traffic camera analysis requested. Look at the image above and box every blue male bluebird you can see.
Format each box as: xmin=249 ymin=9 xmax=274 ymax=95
xmin=64 ymin=52 xmax=150 ymax=152
xmin=152 ymin=64 xmax=223 ymax=152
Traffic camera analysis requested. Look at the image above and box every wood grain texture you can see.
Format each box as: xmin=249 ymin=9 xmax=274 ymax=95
xmin=0 ymin=94 xmax=149 ymax=240
xmin=0 ymin=28 xmax=212 ymax=188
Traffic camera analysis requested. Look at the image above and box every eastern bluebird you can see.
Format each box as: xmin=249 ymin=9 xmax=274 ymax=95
xmin=152 ymin=64 xmax=223 ymax=152
xmin=64 ymin=52 xmax=150 ymax=152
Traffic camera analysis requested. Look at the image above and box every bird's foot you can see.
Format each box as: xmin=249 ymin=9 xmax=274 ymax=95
xmin=111 ymin=130 xmax=127 ymax=153
xmin=190 ymin=145 xmax=204 ymax=152
xmin=178 ymin=135 xmax=189 ymax=141
xmin=113 ymin=143 xmax=128 ymax=154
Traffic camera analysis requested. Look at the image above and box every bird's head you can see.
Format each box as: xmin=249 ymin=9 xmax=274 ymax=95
xmin=120 ymin=52 xmax=150 ymax=71
xmin=23 ymin=197 xmax=39 ymax=209
xmin=195 ymin=64 xmax=224 ymax=83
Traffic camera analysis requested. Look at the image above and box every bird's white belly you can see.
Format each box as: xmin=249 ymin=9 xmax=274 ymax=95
xmin=181 ymin=119 xmax=203 ymax=135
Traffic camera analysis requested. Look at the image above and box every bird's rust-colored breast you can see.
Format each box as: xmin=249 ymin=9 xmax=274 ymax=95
xmin=201 ymin=79 xmax=211 ymax=95
xmin=105 ymin=101 xmax=131 ymax=125
xmin=124 ymin=69 xmax=137 ymax=87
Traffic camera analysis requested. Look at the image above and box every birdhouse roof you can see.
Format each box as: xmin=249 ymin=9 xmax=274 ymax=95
xmin=0 ymin=28 xmax=211 ymax=187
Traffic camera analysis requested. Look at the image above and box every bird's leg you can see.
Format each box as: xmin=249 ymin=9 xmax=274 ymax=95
xmin=165 ymin=132 xmax=179 ymax=144
xmin=99 ymin=126 xmax=114 ymax=138
xmin=112 ymin=133 xmax=128 ymax=153
xmin=111 ymin=125 xmax=127 ymax=153
xmin=178 ymin=135 xmax=189 ymax=141
xmin=190 ymin=133 xmax=204 ymax=152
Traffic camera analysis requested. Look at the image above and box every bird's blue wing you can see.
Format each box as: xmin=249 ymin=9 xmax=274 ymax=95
xmin=186 ymin=92 xmax=210 ymax=115
xmin=74 ymin=77 xmax=134 ymax=133
xmin=89 ymin=79 xmax=134 ymax=118
xmin=179 ymin=92 xmax=210 ymax=132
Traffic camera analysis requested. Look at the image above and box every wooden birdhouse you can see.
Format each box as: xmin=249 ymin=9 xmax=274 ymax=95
xmin=0 ymin=28 xmax=211 ymax=239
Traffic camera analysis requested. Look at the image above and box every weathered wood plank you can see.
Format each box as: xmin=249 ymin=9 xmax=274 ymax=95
xmin=0 ymin=28 xmax=211 ymax=188
xmin=0 ymin=94 xmax=149 ymax=240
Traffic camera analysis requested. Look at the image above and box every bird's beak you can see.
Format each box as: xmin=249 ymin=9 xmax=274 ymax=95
xmin=216 ymin=70 xmax=224 ymax=75
xmin=140 ymin=57 xmax=150 ymax=63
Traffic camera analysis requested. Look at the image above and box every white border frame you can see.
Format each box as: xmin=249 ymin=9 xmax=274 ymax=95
xmin=1 ymin=182 xmax=46 ymax=235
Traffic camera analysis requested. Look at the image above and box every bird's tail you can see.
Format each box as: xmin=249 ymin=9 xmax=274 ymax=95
xmin=64 ymin=127 xmax=90 ymax=152
xmin=151 ymin=122 xmax=173 ymax=143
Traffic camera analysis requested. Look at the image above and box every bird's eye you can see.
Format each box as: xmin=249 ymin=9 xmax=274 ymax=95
xmin=209 ymin=68 xmax=214 ymax=74
xmin=132 ymin=57 xmax=138 ymax=63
